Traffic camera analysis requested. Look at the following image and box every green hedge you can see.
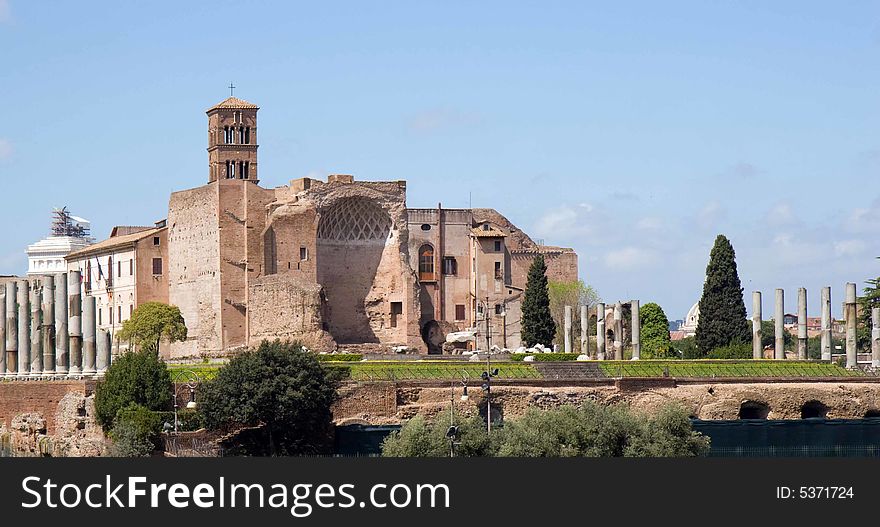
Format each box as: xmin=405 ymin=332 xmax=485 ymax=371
xmin=315 ymin=354 xmax=363 ymax=362
xmin=509 ymin=353 xmax=581 ymax=362
xmin=154 ymin=409 xmax=204 ymax=432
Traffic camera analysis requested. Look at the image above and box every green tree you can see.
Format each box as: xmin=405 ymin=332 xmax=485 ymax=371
xmin=858 ymin=259 xmax=880 ymax=349
xmin=381 ymin=413 xmax=491 ymax=457
xmin=493 ymin=402 xmax=708 ymax=457
xmin=548 ymin=280 xmax=601 ymax=352
xmin=117 ymin=302 xmax=187 ymax=353
xmin=760 ymin=320 xmax=792 ymax=350
xmin=522 ymin=255 xmax=556 ymax=347
xmin=95 ymin=350 xmax=172 ymax=428
xmin=199 ymin=340 xmax=341 ymax=456
xmin=109 ymin=403 xmax=162 ymax=457
xmin=640 ymin=302 xmax=674 ymax=358
xmin=672 ymin=336 xmax=700 ymax=359
xmin=695 ymin=235 xmax=750 ymax=355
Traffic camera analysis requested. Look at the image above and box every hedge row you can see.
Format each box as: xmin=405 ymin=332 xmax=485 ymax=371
xmin=509 ymin=353 xmax=581 ymax=362
xmin=315 ymin=354 xmax=363 ymax=362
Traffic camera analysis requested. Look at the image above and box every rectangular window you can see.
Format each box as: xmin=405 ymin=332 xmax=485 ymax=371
xmin=118 ymin=306 xmax=122 ymax=322
xmin=153 ymin=236 xmax=160 ymax=246
xmin=300 ymin=246 xmax=308 ymax=261
xmin=117 ymin=261 xmax=122 ymax=278
xmin=442 ymin=256 xmax=457 ymax=276
xmin=494 ymin=240 xmax=502 ymax=252
xmin=494 ymin=261 xmax=502 ymax=280
xmin=390 ymin=302 xmax=403 ymax=328
xmin=455 ymin=304 xmax=466 ymax=321
xmin=129 ymin=304 xmax=133 ymax=317
xmin=152 ymin=257 xmax=163 ymax=275
xmin=495 ymin=304 xmax=503 ymax=315
xmin=98 ymin=308 xmax=102 ymax=326
xmin=129 ymin=259 xmax=133 ymax=275
xmin=106 ymin=257 xmax=113 ymax=287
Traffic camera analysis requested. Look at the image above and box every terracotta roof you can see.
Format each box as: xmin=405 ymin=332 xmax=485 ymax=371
xmin=66 ymin=226 xmax=165 ymax=260
xmin=471 ymin=225 xmax=507 ymax=238
xmin=207 ymin=97 xmax=259 ymax=112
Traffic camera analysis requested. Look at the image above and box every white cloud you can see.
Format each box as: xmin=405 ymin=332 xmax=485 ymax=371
xmin=834 ymin=239 xmax=867 ymax=258
xmin=0 ymin=139 xmax=12 ymax=160
xmin=765 ymin=202 xmax=797 ymax=227
xmin=636 ymin=216 xmax=663 ymax=231
xmin=845 ymin=197 xmax=880 ymax=234
xmin=603 ymin=247 xmax=657 ymax=270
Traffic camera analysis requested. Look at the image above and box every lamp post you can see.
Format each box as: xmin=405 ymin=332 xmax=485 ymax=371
xmin=170 ymin=369 xmax=200 ymax=434
xmin=447 ymin=373 xmax=469 ymax=457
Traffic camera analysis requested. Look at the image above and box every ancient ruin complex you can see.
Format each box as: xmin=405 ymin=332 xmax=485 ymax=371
xmin=166 ymin=97 xmax=578 ymax=357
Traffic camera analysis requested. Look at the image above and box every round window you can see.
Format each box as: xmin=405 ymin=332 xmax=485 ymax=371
xmin=421 ymin=224 xmax=431 ymax=231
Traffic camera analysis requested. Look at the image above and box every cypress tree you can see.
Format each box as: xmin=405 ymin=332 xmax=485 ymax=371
xmin=695 ymin=234 xmax=750 ymax=355
xmin=521 ymin=254 xmax=556 ymax=347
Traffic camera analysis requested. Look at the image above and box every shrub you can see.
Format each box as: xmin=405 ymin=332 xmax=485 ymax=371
xmin=672 ymin=336 xmax=700 ymax=359
xmin=199 ymin=340 xmax=342 ymax=456
xmin=707 ymin=342 xmax=752 ymax=359
xmin=381 ymin=413 xmax=492 ymax=457
xmin=95 ymin=350 xmax=172 ymax=429
xmin=109 ymin=403 xmax=161 ymax=457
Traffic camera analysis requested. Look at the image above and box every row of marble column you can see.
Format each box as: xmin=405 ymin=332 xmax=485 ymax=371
xmin=0 ymin=272 xmax=111 ymax=379
xmin=562 ymin=287 xmax=880 ymax=367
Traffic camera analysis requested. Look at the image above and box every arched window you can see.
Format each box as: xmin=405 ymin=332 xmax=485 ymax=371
xmin=418 ymin=244 xmax=434 ymax=281
xmin=245 ymin=127 xmax=251 ymax=144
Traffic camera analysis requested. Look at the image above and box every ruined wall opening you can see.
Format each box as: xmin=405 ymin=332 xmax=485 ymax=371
xmin=865 ymin=409 xmax=880 ymax=418
xmin=800 ymin=400 xmax=828 ymax=419
xmin=421 ymin=320 xmax=443 ymax=354
xmin=316 ymin=197 xmax=392 ymax=344
xmin=738 ymin=400 xmax=770 ymax=420
xmin=263 ymin=227 xmax=276 ymax=275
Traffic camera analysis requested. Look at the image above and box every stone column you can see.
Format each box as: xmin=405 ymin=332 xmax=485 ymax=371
xmin=17 ymin=279 xmax=30 ymax=378
xmin=613 ymin=302 xmax=623 ymax=360
xmin=68 ymin=271 xmax=82 ymax=377
xmin=0 ymin=286 xmax=5 ymax=378
xmin=563 ymin=305 xmax=572 ymax=353
xmin=5 ymin=281 xmax=16 ymax=376
xmin=97 ymin=328 xmax=111 ymax=375
xmin=872 ymin=307 xmax=880 ymax=368
xmin=41 ymin=275 xmax=55 ymax=375
xmin=845 ymin=282 xmax=857 ymax=369
xmin=774 ymin=289 xmax=784 ymax=360
xmin=55 ymin=273 xmax=68 ymax=376
xmin=30 ymin=281 xmax=43 ymax=377
xmin=580 ymin=305 xmax=588 ymax=356
xmin=751 ymin=291 xmax=762 ymax=359
xmin=820 ymin=286 xmax=832 ymax=361
xmin=82 ymin=295 xmax=97 ymax=376
xmin=596 ymin=302 xmax=605 ymax=360
xmin=797 ymin=287 xmax=807 ymax=360
xmin=630 ymin=299 xmax=641 ymax=360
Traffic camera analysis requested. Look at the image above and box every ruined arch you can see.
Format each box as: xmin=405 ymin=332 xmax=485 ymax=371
xmin=316 ymin=197 xmax=392 ymax=344
xmin=421 ymin=320 xmax=443 ymax=355
xmin=738 ymin=400 xmax=770 ymax=420
xmin=800 ymin=400 xmax=828 ymax=419
xmin=263 ymin=226 xmax=276 ymax=275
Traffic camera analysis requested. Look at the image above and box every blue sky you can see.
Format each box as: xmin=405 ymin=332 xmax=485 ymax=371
xmin=0 ymin=1 xmax=877 ymax=319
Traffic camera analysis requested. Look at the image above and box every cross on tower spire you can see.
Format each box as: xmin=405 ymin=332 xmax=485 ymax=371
xmin=228 ymin=82 xmax=235 ymax=97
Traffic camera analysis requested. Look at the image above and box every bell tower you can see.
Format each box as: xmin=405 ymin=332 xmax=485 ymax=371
xmin=206 ymin=93 xmax=259 ymax=184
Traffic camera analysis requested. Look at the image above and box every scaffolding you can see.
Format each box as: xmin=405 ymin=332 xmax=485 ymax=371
xmin=51 ymin=207 xmax=90 ymax=238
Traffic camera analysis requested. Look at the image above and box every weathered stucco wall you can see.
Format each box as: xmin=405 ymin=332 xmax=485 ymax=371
xmin=332 ymin=381 xmax=880 ymax=424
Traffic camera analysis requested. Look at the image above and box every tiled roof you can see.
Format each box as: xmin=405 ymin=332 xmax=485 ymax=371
xmin=207 ymin=96 xmax=259 ymax=112
xmin=471 ymin=225 xmax=507 ymax=238
xmin=66 ymin=226 xmax=165 ymax=260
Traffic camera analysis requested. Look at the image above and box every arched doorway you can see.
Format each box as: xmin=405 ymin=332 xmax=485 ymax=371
xmin=421 ymin=320 xmax=443 ymax=354
xmin=418 ymin=244 xmax=434 ymax=281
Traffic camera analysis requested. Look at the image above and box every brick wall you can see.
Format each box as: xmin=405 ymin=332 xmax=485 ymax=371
xmin=0 ymin=380 xmax=95 ymax=435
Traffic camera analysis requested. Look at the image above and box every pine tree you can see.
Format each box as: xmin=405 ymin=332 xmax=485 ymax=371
xmin=521 ymin=254 xmax=556 ymax=347
xmin=695 ymin=235 xmax=750 ymax=355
